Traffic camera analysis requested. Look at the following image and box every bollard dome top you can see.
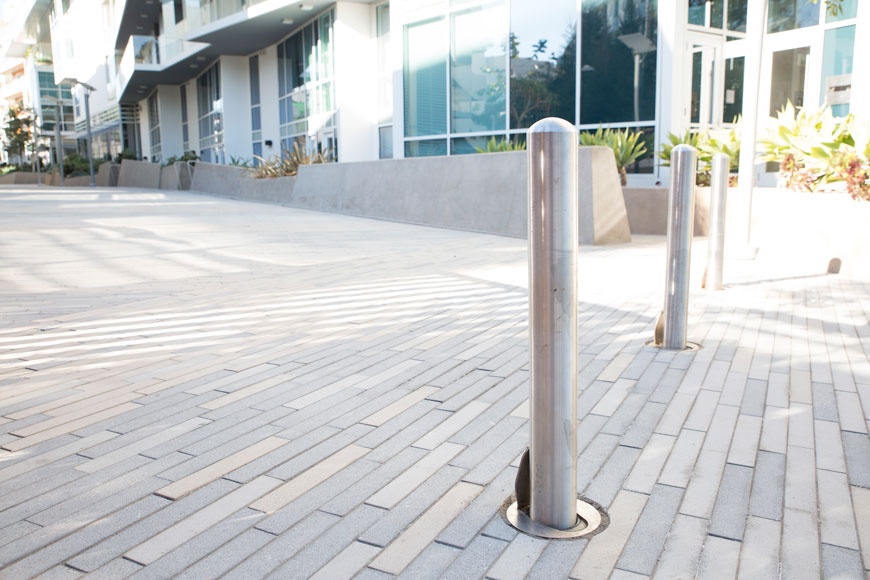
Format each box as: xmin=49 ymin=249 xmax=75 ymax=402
xmin=672 ymin=143 xmax=697 ymax=153
xmin=528 ymin=117 xmax=576 ymax=134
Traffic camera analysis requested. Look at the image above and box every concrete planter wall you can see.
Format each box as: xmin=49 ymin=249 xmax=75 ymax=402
xmin=0 ymin=171 xmax=41 ymax=184
xmin=622 ymin=186 xmax=714 ymax=236
xmin=118 ymin=159 xmax=161 ymax=188
xmin=189 ymin=147 xmax=632 ymax=245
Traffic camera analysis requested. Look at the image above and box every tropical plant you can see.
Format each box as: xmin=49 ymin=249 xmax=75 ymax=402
xmin=474 ymin=137 xmax=526 ymax=154
xmin=115 ymin=148 xmax=138 ymax=163
xmin=3 ymin=105 xmax=34 ymax=164
xmin=658 ymin=122 xmax=741 ymax=186
xmin=580 ymin=127 xmax=648 ymax=186
xmin=249 ymin=141 xmax=334 ymax=178
xmin=164 ymin=151 xmax=200 ymax=166
xmin=63 ymin=152 xmax=103 ymax=177
xmin=759 ymin=101 xmax=869 ymax=200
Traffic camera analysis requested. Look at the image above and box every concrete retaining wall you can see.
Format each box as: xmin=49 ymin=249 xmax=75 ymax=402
xmin=160 ymin=165 xmax=179 ymax=190
xmin=95 ymin=163 xmax=119 ymax=187
xmin=118 ymin=160 xmax=161 ymax=189
xmin=190 ymin=148 xmax=632 ymax=245
xmin=0 ymin=171 xmax=41 ymax=184
xmin=622 ymin=186 xmax=712 ymax=236
xmin=64 ymin=175 xmax=92 ymax=186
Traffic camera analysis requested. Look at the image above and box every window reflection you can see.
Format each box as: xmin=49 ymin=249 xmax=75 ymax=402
xmin=509 ymin=0 xmax=576 ymax=128
xmin=581 ymin=0 xmax=657 ymax=124
xmin=767 ymin=0 xmax=819 ymax=33
xmin=451 ymin=2 xmax=506 ymax=133
xmin=404 ymin=17 xmax=447 ymax=137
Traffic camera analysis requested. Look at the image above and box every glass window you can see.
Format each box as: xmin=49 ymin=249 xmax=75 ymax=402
xmin=827 ymin=0 xmax=857 ymax=22
xmin=820 ymin=25 xmax=855 ymax=116
xmin=450 ymin=2 xmax=506 ymax=134
xmin=253 ymin=142 xmax=263 ymax=163
xmin=690 ymin=51 xmax=702 ymax=124
xmin=405 ymin=139 xmax=447 ymax=157
xmin=581 ymin=0 xmax=657 ymax=125
xmin=377 ymin=3 xmax=393 ymax=124
xmin=320 ymin=11 xmax=333 ymax=79
xmin=451 ymin=135 xmax=501 ymax=155
xmin=728 ymin=0 xmax=747 ymax=32
xmin=510 ymin=0 xmax=576 ymax=128
xmin=249 ymin=55 xmax=260 ymax=105
xmin=767 ymin=0 xmax=819 ymax=33
xmin=379 ymin=125 xmax=393 ymax=159
xmin=251 ymin=107 xmax=261 ymax=132
xmin=722 ymin=56 xmax=744 ymax=123
xmin=404 ymin=17 xmax=447 ymax=137
xmin=769 ymin=46 xmax=809 ymax=115
xmin=174 ymin=0 xmax=183 ymax=23
xmin=180 ymin=84 xmax=189 ymax=150
xmin=688 ymin=0 xmax=706 ymax=26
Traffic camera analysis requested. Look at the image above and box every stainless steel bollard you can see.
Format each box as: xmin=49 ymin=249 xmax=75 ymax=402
xmin=663 ymin=144 xmax=698 ymax=350
xmin=706 ymin=153 xmax=729 ymax=291
xmin=527 ymin=117 xmax=579 ymax=530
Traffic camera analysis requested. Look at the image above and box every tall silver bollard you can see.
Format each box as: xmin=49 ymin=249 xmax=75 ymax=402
xmin=706 ymin=153 xmax=729 ymax=291
xmin=663 ymin=144 xmax=698 ymax=350
xmin=527 ymin=118 xmax=579 ymax=530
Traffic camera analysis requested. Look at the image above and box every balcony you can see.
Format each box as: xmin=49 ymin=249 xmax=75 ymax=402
xmin=184 ymin=0 xmax=334 ymax=55
xmin=0 ymin=75 xmax=27 ymax=100
xmin=117 ymin=35 xmax=210 ymax=102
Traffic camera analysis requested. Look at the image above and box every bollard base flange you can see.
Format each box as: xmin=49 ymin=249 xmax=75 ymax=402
xmin=645 ymin=340 xmax=701 ymax=352
xmin=502 ymin=495 xmax=609 ymax=540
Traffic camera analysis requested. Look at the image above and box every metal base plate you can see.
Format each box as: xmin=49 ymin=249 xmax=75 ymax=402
xmin=645 ymin=340 xmax=701 ymax=352
xmin=502 ymin=496 xmax=609 ymax=540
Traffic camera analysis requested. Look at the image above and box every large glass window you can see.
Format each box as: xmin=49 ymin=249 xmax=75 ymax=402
xmin=722 ymin=56 xmax=744 ymax=123
xmin=197 ymin=62 xmax=223 ymax=163
xmin=581 ymin=0 xmax=657 ymax=125
xmin=769 ymin=46 xmax=809 ymax=115
xmin=510 ymin=0 xmax=576 ymax=129
xmin=277 ymin=10 xmax=335 ymax=155
xmin=450 ymin=2 xmax=506 ymax=134
xmin=377 ymin=3 xmax=393 ymax=158
xmin=820 ymin=25 xmax=855 ymax=116
xmin=250 ymin=55 xmax=262 ymax=162
xmin=404 ymin=17 xmax=447 ymax=137
xmin=767 ymin=0 xmax=819 ymax=33
xmin=180 ymin=84 xmax=189 ymax=152
xmin=148 ymin=92 xmax=161 ymax=163
xmin=826 ymin=0 xmax=857 ymax=22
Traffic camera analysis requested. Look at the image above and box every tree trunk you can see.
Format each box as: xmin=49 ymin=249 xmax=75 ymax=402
xmin=620 ymin=166 xmax=627 ymax=186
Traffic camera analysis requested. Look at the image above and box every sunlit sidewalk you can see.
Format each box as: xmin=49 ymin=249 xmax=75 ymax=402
xmin=0 ymin=184 xmax=868 ymax=579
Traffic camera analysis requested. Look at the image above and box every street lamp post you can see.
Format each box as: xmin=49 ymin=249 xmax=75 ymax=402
xmin=61 ymin=78 xmax=96 ymax=187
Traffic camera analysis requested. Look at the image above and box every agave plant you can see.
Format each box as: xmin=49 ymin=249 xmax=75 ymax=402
xmin=249 ymin=141 xmax=334 ymax=178
xmin=580 ymin=127 xmax=648 ymax=186
xmin=658 ymin=122 xmax=741 ymax=186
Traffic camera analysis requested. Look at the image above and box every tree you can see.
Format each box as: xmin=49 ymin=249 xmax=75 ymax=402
xmin=4 ymin=105 xmax=34 ymax=165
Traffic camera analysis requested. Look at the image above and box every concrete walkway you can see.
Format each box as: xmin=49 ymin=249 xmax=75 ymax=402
xmin=0 ymin=185 xmax=868 ymax=579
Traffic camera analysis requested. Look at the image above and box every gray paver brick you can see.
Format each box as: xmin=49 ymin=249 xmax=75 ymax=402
xmin=395 ymin=542 xmax=459 ymax=580
xmin=621 ymin=401 xmax=667 ymax=449
xmin=709 ymin=463 xmax=753 ymax=541
xmin=526 ymin=539 xmax=586 ymax=580
xmin=616 ymin=484 xmax=684 ymax=575
xmin=223 ymin=510 xmax=340 ymax=579
xmin=583 ymin=444 xmax=641 ymax=509
xmin=736 ymin=516 xmax=781 ymax=580
xmin=64 ymin=478 xmax=237 ymax=573
xmin=749 ymin=450 xmax=785 ymax=521
xmin=818 ymin=469 xmax=860 ymax=550
xmin=175 ymin=528 xmax=275 ymax=580
xmin=267 ymin=504 xmax=383 ymax=580
xmin=727 ymin=414 xmax=762 ymax=467
xmin=650 ymin=513 xmax=707 ymax=580
xmin=739 ymin=379 xmax=767 ymax=417
xmin=842 ymin=432 xmax=870 ymax=488
xmin=815 ymin=419 xmax=847 ymax=473
xmin=439 ymin=535 xmax=508 ymax=580
xmin=696 ymin=535 xmax=741 ymax=580
xmin=821 ymin=544 xmax=864 ymax=580
xmin=781 ymin=508 xmax=821 ymax=580
xmin=813 ymin=381 xmax=840 ymax=421
xmin=438 ymin=466 xmax=515 ymax=548
xmin=658 ymin=429 xmax=705 ymax=488
xmin=784 ymin=445 xmax=817 ymax=512
xmin=702 ymin=404 xmax=739 ymax=453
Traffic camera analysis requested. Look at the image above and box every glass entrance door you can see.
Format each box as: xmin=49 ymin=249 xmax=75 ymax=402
xmin=685 ymin=31 xmax=724 ymax=131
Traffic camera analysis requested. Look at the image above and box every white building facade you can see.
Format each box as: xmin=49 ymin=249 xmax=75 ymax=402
xmin=3 ymin=0 xmax=867 ymax=187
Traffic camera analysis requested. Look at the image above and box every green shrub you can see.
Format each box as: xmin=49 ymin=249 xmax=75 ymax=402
xmin=62 ymin=152 xmax=103 ymax=177
xmin=658 ymin=122 xmax=740 ymax=186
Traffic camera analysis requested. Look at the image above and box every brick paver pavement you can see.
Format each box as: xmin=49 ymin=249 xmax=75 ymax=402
xmin=0 ymin=185 xmax=868 ymax=579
